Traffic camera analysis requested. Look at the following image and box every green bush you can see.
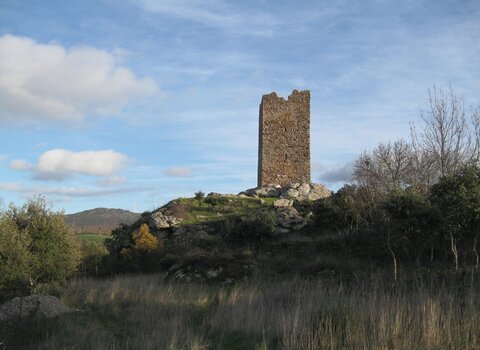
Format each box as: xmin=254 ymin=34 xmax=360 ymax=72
xmin=78 ymin=241 xmax=109 ymax=276
xmin=222 ymin=209 xmax=276 ymax=244
xmin=0 ymin=197 xmax=80 ymax=300
xmin=194 ymin=191 xmax=205 ymax=200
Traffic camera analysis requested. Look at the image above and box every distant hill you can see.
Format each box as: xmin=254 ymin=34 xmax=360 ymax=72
xmin=66 ymin=208 xmax=141 ymax=234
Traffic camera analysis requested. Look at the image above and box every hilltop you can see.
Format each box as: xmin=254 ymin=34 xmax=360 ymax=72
xmin=66 ymin=208 xmax=140 ymax=234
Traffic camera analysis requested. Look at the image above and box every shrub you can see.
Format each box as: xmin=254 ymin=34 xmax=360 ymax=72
xmin=0 ymin=197 xmax=80 ymax=299
xmin=0 ymin=215 xmax=32 ymax=299
xmin=222 ymin=209 xmax=276 ymax=244
xmin=132 ymin=224 xmax=159 ymax=252
xmin=195 ymin=191 xmax=205 ymax=200
xmin=78 ymin=241 xmax=109 ymax=276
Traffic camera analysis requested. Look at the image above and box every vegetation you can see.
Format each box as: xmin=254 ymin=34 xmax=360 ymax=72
xmin=0 ymin=197 xmax=80 ymax=301
xmin=2 ymin=274 xmax=480 ymax=349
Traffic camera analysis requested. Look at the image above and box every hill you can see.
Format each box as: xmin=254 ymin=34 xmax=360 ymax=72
xmin=66 ymin=208 xmax=140 ymax=234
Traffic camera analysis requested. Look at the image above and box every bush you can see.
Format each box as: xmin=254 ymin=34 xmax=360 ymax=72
xmin=132 ymin=224 xmax=160 ymax=252
xmin=78 ymin=241 xmax=109 ymax=276
xmin=195 ymin=191 xmax=205 ymax=200
xmin=222 ymin=209 xmax=276 ymax=244
xmin=0 ymin=197 xmax=80 ymax=300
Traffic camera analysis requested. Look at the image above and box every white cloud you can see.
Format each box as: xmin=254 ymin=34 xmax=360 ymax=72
xmin=9 ymin=159 xmax=31 ymax=170
xmin=0 ymin=182 xmax=21 ymax=191
xmin=97 ymin=175 xmax=127 ymax=187
xmin=12 ymin=149 xmax=129 ymax=180
xmin=0 ymin=182 xmax=149 ymax=198
xmin=0 ymin=34 xmax=158 ymax=124
xmin=164 ymin=166 xmax=193 ymax=178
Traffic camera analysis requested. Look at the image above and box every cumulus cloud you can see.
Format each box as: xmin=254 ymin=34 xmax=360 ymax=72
xmin=11 ymin=149 xmax=129 ymax=180
xmin=0 ymin=34 xmax=158 ymax=124
xmin=164 ymin=166 xmax=193 ymax=178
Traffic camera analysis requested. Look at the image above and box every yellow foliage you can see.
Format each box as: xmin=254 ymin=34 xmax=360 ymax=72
xmin=132 ymin=224 xmax=159 ymax=252
xmin=120 ymin=247 xmax=131 ymax=257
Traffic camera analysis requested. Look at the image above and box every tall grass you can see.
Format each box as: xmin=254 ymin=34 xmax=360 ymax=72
xmin=2 ymin=274 xmax=480 ymax=349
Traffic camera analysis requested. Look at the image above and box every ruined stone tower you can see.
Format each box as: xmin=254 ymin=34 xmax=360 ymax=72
xmin=258 ymin=90 xmax=311 ymax=187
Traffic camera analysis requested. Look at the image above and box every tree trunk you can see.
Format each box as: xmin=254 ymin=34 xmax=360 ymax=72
xmin=450 ymin=233 xmax=459 ymax=272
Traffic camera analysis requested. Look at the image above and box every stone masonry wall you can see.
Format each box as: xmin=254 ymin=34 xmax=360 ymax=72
xmin=258 ymin=90 xmax=311 ymax=187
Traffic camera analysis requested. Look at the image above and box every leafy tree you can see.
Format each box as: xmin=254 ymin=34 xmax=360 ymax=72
xmin=0 ymin=215 xmax=32 ymax=299
xmin=78 ymin=241 xmax=109 ymax=276
xmin=0 ymin=197 xmax=80 ymax=298
xmin=383 ymin=189 xmax=439 ymax=266
xmin=132 ymin=224 xmax=159 ymax=252
xmin=430 ymin=165 xmax=480 ymax=271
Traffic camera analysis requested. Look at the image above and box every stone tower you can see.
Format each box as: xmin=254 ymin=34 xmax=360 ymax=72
xmin=257 ymin=90 xmax=311 ymax=187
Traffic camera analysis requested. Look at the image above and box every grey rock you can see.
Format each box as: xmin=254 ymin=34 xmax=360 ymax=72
xmin=149 ymin=211 xmax=182 ymax=229
xmin=273 ymin=199 xmax=294 ymax=208
xmin=297 ymin=183 xmax=311 ymax=196
xmin=0 ymin=295 xmax=74 ymax=321
xmin=275 ymin=207 xmax=307 ymax=231
xmin=281 ymin=188 xmax=299 ymax=199
xmin=206 ymin=267 xmax=223 ymax=279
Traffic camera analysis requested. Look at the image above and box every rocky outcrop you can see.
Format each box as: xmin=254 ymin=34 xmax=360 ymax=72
xmin=149 ymin=211 xmax=183 ymax=229
xmin=273 ymin=199 xmax=294 ymax=208
xmin=0 ymin=295 xmax=74 ymax=321
xmin=275 ymin=207 xmax=308 ymax=234
xmin=240 ymin=182 xmax=331 ymax=201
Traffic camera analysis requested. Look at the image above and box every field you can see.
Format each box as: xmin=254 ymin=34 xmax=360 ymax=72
xmin=76 ymin=233 xmax=109 ymax=243
xmin=2 ymin=274 xmax=480 ymax=349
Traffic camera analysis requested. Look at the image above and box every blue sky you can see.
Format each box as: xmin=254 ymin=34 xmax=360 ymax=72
xmin=0 ymin=0 xmax=479 ymax=213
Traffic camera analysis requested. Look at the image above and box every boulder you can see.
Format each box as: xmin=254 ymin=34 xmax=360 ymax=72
xmin=297 ymin=183 xmax=311 ymax=196
xmin=281 ymin=188 xmax=299 ymax=199
xmin=273 ymin=199 xmax=294 ymax=208
xmin=0 ymin=295 xmax=74 ymax=321
xmin=275 ymin=207 xmax=307 ymax=232
xmin=149 ymin=211 xmax=182 ymax=229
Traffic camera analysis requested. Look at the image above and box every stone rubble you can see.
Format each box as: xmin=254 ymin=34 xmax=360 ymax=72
xmin=240 ymin=182 xmax=331 ymax=201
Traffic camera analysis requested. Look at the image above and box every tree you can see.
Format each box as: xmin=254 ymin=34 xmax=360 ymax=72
xmin=430 ymin=165 xmax=480 ymax=271
xmin=354 ymin=87 xmax=480 ymax=193
xmin=383 ymin=189 xmax=438 ymax=266
xmin=411 ymin=86 xmax=479 ymax=183
xmin=353 ymin=139 xmax=415 ymax=195
xmin=0 ymin=197 xmax=80 ymax=298
xmin=132 ymin=224 xmax=159 ymax=252
xmin=0 ymin=215 xmax=32 ymax=299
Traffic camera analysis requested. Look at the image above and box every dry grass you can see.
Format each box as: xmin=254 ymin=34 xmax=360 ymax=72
xmin=2 ymin=274 xmax=480 ymax=349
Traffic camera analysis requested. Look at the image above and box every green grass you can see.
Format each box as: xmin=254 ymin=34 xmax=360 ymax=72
xmin=76 ymin=234 xmax=108 ymax=242
xmin=167 ymin=196 xmax=278 ymax=225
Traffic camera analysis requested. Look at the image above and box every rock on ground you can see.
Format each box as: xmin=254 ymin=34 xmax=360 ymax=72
xmin=0 ymin=295 xmax=74 ymax=321
xmin=275 ymin=207 xmax=308 ymax=233
xmin=240 ymin=182 xmax=331 ymax=201
xmin=149 ymin=211 xmax=183 ymax=229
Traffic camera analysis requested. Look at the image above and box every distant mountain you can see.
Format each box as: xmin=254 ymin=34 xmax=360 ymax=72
xmin=66 ymin=208 xmax=141 ymax=234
